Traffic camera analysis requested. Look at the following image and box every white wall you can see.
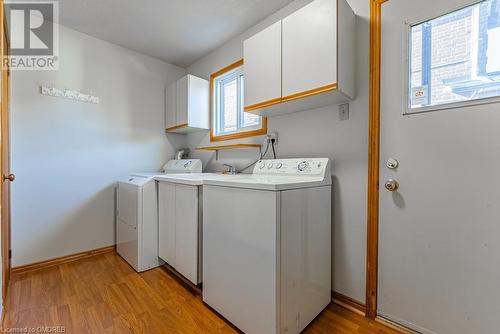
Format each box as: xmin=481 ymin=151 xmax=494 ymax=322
xmin=10 ymin=25 xmax=186 ymax=266
xmin=185 ymin=0 xmax=369 ymax=303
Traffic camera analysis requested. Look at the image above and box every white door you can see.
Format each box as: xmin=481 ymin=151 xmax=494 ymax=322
xmin=378 ymin=1 xmax=500 ymax=333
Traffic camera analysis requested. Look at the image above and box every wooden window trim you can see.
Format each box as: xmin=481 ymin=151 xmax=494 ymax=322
xmin=209 ymin=59 xmax=267 ymax=142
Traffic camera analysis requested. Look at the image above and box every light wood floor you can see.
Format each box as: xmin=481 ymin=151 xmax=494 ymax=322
xmin=4 ymin=252 xmax=399 ymax=333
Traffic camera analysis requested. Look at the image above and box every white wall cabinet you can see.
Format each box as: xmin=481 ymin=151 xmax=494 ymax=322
xmin=282 ymin=0 xmax=337 ymax=97
xmin=243 ymin=0 xmax=355 ymax=116
xmin=158 ymin=181 xmax=201 ymax=284
xmin=165 ymin=74 xmax=209 ymax=133
xmin=165 ymin=83 xmax=177 ymax=129
xmin=243 ymin=21 xmax=282 ymax=108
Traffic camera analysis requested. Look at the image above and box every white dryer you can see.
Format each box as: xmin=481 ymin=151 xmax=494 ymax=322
xmin=116 ymin=159 xmax=202 ymax=272
xmin=202 ymin=159 xmax=332 ymax=334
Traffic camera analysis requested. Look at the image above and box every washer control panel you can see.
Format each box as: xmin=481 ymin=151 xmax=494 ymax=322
xmin=253 ymin=158 xmax=330 ymax=177
xmin=162 ymin=159 xmax=202 ymax=173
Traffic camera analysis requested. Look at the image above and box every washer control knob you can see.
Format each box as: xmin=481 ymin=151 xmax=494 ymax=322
xmin=297 ymin=161 xmax=308 ymax=171
xmin=257 ymin=161 xmax=265 ymax=169
xmin=275 ymin=162 xmax=283 ymax=169
xmin=267 ymin=163 xmax=274 ymax=169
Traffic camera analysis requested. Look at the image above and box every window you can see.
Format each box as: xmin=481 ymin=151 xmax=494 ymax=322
xmin=210 ymin=59 xmax=266 ymax=141
xmin=407 ymin=0 xmax=500 ymax=113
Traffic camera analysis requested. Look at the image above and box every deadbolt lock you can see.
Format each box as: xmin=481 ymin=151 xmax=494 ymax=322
xmin=386 ymin=158 xmax=399 ymax=169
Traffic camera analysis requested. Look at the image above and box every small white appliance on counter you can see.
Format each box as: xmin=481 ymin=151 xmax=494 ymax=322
xmin=154 ymin=172 xmax=217 ymax=285
xmin=115 ymin=159 xmax=202 ymax=272
xmin=202 ymin=159 xmax=332 ymax=334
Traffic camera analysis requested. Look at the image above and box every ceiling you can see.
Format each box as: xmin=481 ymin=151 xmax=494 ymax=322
xmin=58 ymin=0 xmax=293 ymax=68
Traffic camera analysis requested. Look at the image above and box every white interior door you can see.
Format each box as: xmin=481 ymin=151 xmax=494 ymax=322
xmin=378 ymin=1 xmax=500 ymax=333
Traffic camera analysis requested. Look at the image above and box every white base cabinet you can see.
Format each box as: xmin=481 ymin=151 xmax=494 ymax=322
xmin=244 ymin=0 xmax=355 ymax=116
xmin=203 ymin=185 xmax=331 ymax=334
xmin=158 ymin=181 xmax=201 ymax=284
xmin=165 ymin=74 xmax=209 ymax=133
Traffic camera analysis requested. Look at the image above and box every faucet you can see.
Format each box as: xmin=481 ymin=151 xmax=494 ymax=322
xmin=222 ymin=164 xmax=238 ymax=175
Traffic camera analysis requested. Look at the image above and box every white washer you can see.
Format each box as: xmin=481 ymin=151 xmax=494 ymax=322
xmin=115 ymin=159 xmax=202 ymax=272
xmin=202 ymin=159 xmax=332 ymax=334
xmin=154 ymin=173 xmax=218 ymax=284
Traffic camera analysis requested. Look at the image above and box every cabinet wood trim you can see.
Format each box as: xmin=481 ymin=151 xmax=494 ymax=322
xmin=282 ymin=83 xmax=337 ymax=103
xmin=244 ymin=97 xmax=282 ymax=112
xmin=210 ymin=59 xmax=268 ymax=142
xmin=166 ymin=123 xmax=188 ymax=132
xmin=244 ymin=83 xmax=338 ymax=113
xmin=244 ymin=83 xmax=337 ymax=112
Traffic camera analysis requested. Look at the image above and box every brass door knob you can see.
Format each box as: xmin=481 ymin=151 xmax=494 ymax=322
xmin=3 ymin=174 xmax=15 ymax=182
xmin=384 ymin=179 xmax=399 ymax=192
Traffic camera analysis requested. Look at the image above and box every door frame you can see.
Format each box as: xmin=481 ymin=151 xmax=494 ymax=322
xmin=0 ymin=0 xmax=11 ymax=305
xmin=366 ymin=0 xmax=387 ymax=320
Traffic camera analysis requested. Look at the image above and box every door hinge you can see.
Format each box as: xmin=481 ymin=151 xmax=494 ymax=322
xmin=9 ymin=249 xmax=12 ymax=259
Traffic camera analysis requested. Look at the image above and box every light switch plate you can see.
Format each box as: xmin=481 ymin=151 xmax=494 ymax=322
xmin=339 ymin=103 xmax=349 ymax=121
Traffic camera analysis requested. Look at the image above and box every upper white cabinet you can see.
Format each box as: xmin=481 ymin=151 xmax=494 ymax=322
xmin=282 ymin=0 xmax=337 ymax=97
xmin=243 ymin=21 xmax=282 ymax=108
xmin=165 ymin=74 xmax=209 ymax=133
xmin=244 ymin=0 xmax=355 ymax=116
xmin=165 ymin=83 xmax=177 ymax=129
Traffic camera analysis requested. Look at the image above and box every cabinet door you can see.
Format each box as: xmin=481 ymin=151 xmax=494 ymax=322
xmin=165 ymin=82 xmax=177 ymax=129
xmin=243 ymin=21 xmax=282 ymax=108
xmin=176 ymin=76 xmax=189 ymax=126
xmin=158 ymin=182 xmax=176 ymax=266
xmin=174 ymin=185 xmax=199 ymax=284
xmin=282 ymin=0 xmax=337 ymax=97
xmin=187 ymin=75 xmax=209 ymax=130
